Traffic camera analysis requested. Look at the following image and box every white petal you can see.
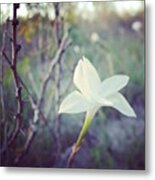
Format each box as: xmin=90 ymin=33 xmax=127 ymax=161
xmin=73 ymin=56 xmax=101 ymax=97
xmin=100 ymin=75 xmax=129 ymax=97
xmin=107 ymin=92 xmax=136 ymax=117
xmin=73 ymin=60 xmax=87 ymax=96
xmin=58 ymin=91 xmax=92 ymax=114
xmin=83 ymin=56 xmax=101 ymax=87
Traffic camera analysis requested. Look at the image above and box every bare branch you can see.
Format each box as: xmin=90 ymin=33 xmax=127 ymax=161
xmin=2 ymin=51 xmax=12 ymax=67
xmin=18 ymin=76 xmax=36 ymax=108
xmin=38 ymin=31 xmax=71 ymax=112
xmin=0 ymin=24 xmax=7 ymax=124
xmin=14 ymin=124 xmax=36 ymax=164
xmin=8 ymin=4 xmax=23 ymax=145
xmin=61 ymin=60 xmax=77 ymax=97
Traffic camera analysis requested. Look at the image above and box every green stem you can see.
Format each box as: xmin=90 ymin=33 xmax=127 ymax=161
xmin=67 ymin=114 xmax=93 ymax=168
xmin=75 ymin=107 xmax=98 ymax=148
xmin=75 ymin=114 xmax=93 ymax=148
xmin=67 ymin=107 xmax=99 ymax=167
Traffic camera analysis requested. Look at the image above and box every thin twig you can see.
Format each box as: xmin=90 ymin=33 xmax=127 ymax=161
xmin=14 ymin=124 xmax=36 ymax=164
xmin=0 ymin=20 xmax=11 ymax=155
xmin=67 ymin=144 xmax=80 ymax=168
xmin=0 ymin=20 xmax=8 ymax=124
xmin=27 ymin=70 xmax=40 ymax=99
xmin=0 ymin=20 xmax=7 ymax=159
xmin=38 ymin=31 xmax=71 ymax=111
xmin=7 ymin=4 xmax=23 ymax=145
xmin=61 ymin=60 xmax=77 ymax=97
xmin=53 ymin=2 xmax=65 ymax=159
xmin=2 ymin=51 xmax=12 ymax=67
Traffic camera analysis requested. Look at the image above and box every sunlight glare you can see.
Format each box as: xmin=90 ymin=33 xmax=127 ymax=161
xmin=114 ymin=1 xmax=143 ymax=16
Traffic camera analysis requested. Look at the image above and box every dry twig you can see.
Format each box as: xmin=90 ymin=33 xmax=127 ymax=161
xmin=6 ymin=4 xmax=23 ymax=145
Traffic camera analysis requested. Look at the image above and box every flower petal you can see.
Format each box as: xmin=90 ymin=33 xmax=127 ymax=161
xmin=99 ymin=75 xmax=129 ymax=97
xmin=58 ymin=91 xmax=92 ymax=114
xmin=73 ymin=60 xmax=87 ymax=96
xmin=73 ymin=56 xmax=101 ymax=97
xmin=106 ymin=92 xmax=136 ymax=117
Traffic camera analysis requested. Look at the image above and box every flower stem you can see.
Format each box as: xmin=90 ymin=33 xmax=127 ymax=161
xmin=67 ymin=108 xmax=98 ymax=167
xmin=75 ymin=115 xmax=93 ymax=148
xmin=67 ymin=144 xmax=80 ymax=168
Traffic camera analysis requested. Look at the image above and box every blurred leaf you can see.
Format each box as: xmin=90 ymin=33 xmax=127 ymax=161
xmin=18 ymin=14 xmax=40 ymax=43
xmin=91 ymin=147 xmax=101 ymax=164
xmin=3 ymin=68 xmax=12 ymax=87
xmin=3 ymin=57 xmax=30 ymax=87
xmin=17 ymin=56 xmax=30 ymax=75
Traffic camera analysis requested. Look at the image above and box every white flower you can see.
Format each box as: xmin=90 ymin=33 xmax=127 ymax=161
xmin=59 ymin=56 xmax=136 ymax=150
xmin=91 ymin=32 xmax=99 ymax=43
xmin=59 ymin=56 xmax=136 ymax=118
xmin=132 ymin=21 xmax=142 ymax=32
xmin=73 ymin=45 xmax=80 ymax=53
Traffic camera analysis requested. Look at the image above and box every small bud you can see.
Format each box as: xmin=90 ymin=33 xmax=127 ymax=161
xmin=16 ymin=44 xmax=21 ymax=52
xmin=12 ymin=19 xmax=19 ymax=26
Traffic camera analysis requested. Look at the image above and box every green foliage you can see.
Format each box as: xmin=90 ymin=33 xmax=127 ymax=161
xmin=17 ymin=56 xmax=30 ymax=75
xmin=3 ymin=68 xmax=12 ymax=87
xmin=3 ymin=56 xmax=30 ymax=87
xmin=91 ymin=146 xmax=113 ymax=169
xmin=91 ymin=147 xmax=101 ymax=166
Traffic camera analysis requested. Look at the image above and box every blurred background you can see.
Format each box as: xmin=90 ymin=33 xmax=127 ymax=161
xmin=0 ymin=1 xmax=144 ymax=169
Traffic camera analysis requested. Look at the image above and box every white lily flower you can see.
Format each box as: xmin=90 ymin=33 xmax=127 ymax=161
xmin=59 ymin=56 xmax=136 ymax=149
